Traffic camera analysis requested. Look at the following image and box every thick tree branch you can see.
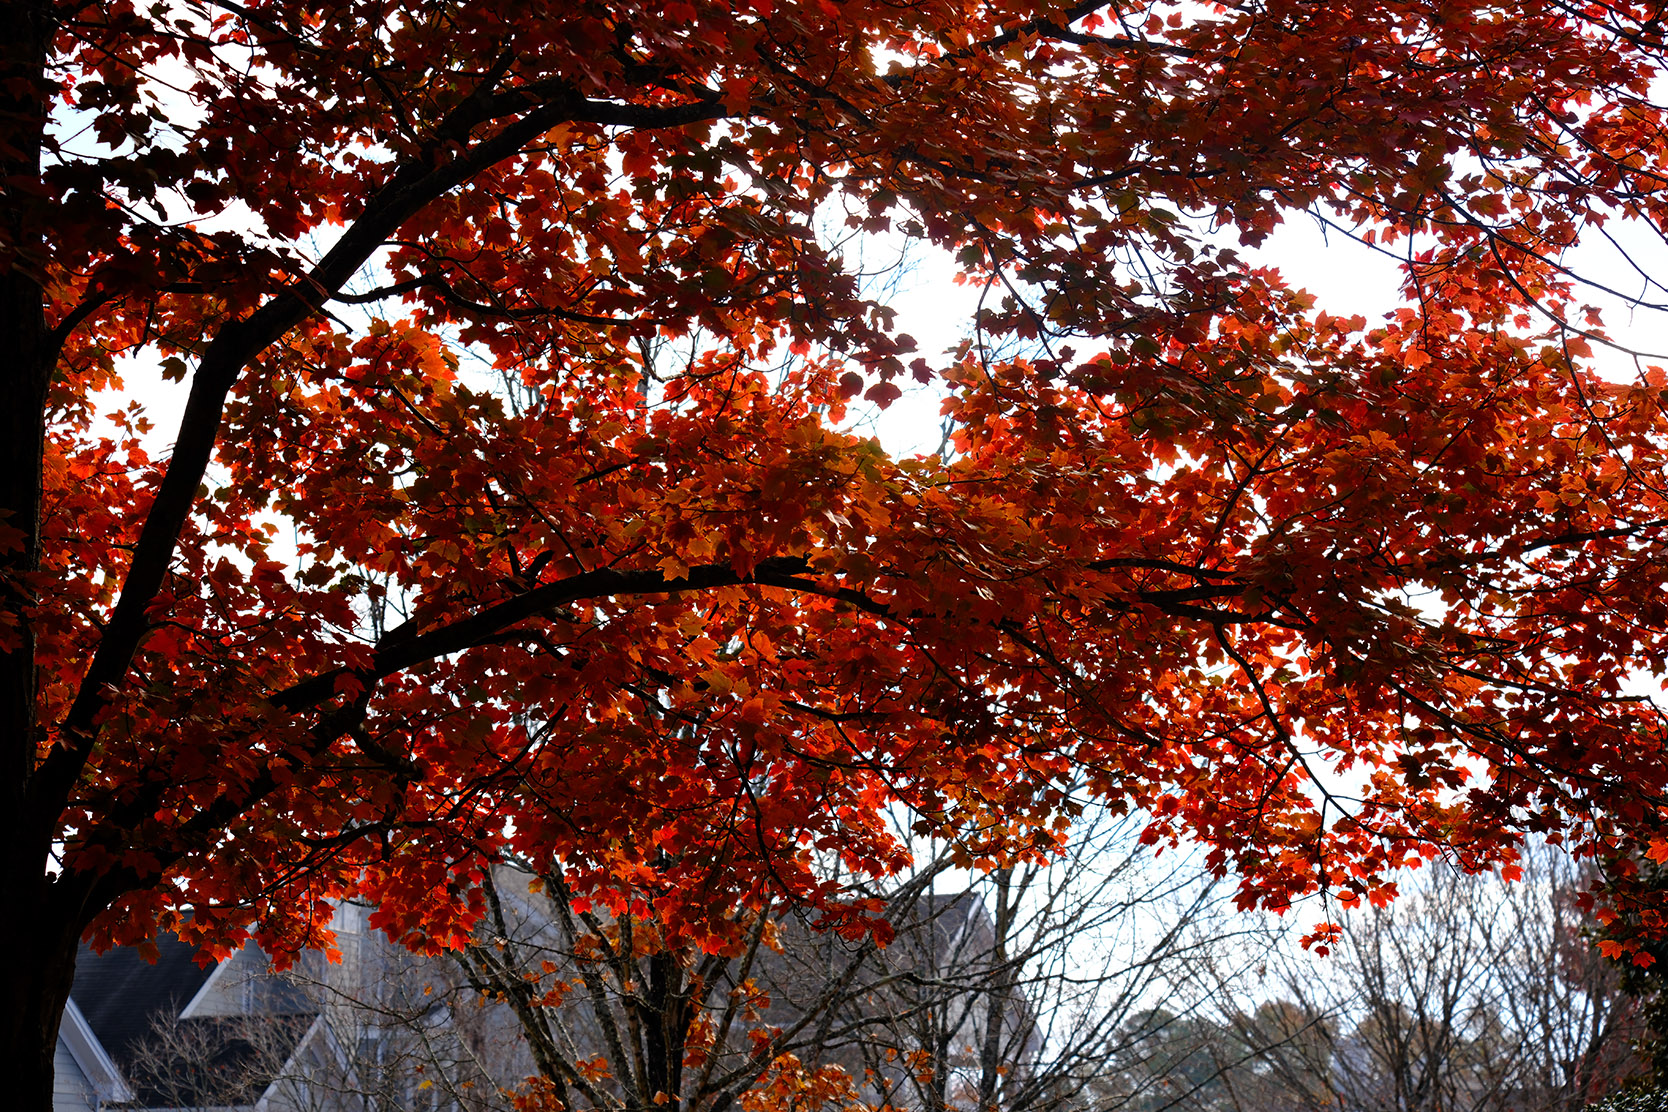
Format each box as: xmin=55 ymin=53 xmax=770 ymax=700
xmin=31 ymin=78 xmax=735 ymax=837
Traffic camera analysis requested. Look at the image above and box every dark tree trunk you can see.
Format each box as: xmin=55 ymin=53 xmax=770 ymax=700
xmin=0 ymin=2 xmax=77 ymax=1108
xmin=0 ymin=256 xmax=47 ymax=815
xmin=0 ymin=0 xmax=49 ymax=818
xmin=0 ymin=885 xmax=82 ymax=1112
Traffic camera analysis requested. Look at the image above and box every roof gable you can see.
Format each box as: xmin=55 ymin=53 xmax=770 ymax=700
xmin=71 ymin=934 xmax=217 ymax=1067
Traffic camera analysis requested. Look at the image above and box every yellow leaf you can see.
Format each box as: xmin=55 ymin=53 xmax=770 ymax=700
xmin=659 ymin=554 xmax=691 ymax=581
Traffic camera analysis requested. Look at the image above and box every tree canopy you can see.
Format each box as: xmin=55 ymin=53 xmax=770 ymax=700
xmin=5 ymin=0 xmax=1668 ymax=1104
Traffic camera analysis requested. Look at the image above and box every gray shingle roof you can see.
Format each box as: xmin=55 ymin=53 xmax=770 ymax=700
xmin=71 ymin=935 xmax=216 ymax=1068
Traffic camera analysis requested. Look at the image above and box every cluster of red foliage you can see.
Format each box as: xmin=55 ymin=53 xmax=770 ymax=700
xmin=4 ymin=0 xmax=1668 ymax=1103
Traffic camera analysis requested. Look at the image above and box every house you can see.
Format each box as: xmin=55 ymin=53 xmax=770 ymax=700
xmin=53 ymin=908 xmax=360 ymax=1112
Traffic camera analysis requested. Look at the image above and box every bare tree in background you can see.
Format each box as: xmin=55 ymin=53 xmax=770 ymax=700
xmin=782 ymin=813 xmax=1231 ymax=1112
xmin=1134 ymin=844 xmax=1648 ymax=1112
xmin=124 ymin=1010 xmax=312 ymax=1111
xmin=426 ymin=804 xmax=1230 ymax=1112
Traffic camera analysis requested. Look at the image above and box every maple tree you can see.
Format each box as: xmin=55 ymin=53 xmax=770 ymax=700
xmin=6 ymin=0 xmax=1668 ymax=1106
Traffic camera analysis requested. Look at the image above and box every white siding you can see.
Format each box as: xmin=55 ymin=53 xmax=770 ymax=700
xmin=52 ymin=1037 xmax=96 ymax=1112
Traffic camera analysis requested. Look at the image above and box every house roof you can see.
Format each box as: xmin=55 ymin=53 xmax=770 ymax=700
xmin=71 ymin=934 xmax=218 ymax=1068
xmin=69 ymin=934 xmax=323 ymax=1110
